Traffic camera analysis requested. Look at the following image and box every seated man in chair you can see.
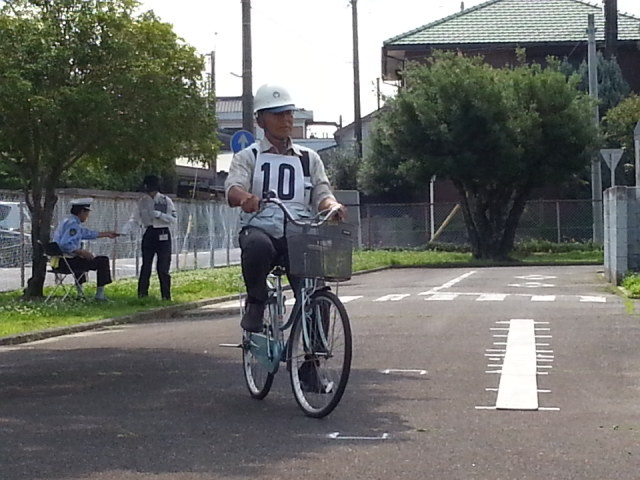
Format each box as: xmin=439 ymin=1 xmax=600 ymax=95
xmin=52 ymin=198 xmax=119 ymax=301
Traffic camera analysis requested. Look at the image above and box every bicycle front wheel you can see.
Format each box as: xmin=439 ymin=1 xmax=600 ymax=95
xmin=242 ymin=303 xmax=276 ymax=399
xmin=288 ymin=290 xmax=352 ymax=418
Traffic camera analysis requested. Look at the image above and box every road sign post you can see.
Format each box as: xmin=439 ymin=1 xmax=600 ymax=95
xmin=600 ymin=148 xmax=624 ymax=188
xmin=231 ymin=130 xmax=255 ymax=153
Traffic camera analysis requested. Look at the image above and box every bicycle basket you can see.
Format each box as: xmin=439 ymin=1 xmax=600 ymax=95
xmin=286 ymin=221 xmax=354 ymax=281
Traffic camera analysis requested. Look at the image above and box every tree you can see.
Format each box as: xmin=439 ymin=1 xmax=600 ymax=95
xmin=322 ymin=145 xmax=361 ymax=191
xmin=602 ymin=94 xmax=640 ymax=183
xmin=573 ymin=53 xmax=631 ymax=117
xmin=0 ymin=0 xmax=218 ymax=298
xmin=365 ymin=52 xmax=598 ymax=259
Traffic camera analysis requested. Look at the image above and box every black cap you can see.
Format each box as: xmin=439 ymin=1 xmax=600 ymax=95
xmin=143 ymin=175 xmax=160 ymax=192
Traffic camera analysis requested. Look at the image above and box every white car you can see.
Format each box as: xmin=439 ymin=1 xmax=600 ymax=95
xmin=0 ymin=201 xmax=31 ymax=232
xmin=0 ymin=201 xmax=32 ymax=267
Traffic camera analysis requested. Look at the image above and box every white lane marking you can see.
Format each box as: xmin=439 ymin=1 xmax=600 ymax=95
xmin=339 ymin=295 xmax=363 ymax=303
xmin=531 ymin=295 xmax=556 ymax=302
xmin=515 ymin=275 xmax=557 ymax=280
xmin=419 ymin=270 xmax=477 ymax=295
xmin=374 ymin=294 xmax=410 ymax=302
xmin=477 ymin=294 xmax=507 ymax=302
xmin=424 ymin=293 xmax=457 ymax=301
xmin=380 ymin=369 xmax=427 ymax=375
xmin=508 ymin=282 xmax=554 ymax=288
xmin=327 ymin=432 xmax=389 ymax=440
xmin=579 ymin=295 xmax=606 ymax=303
xmin=286 ymin=296 xmax=364 ymax=305
xmin=495 ymin=319 xmax=539 ymax=410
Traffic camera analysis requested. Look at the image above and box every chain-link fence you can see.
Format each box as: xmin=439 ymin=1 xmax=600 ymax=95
xmin=0 ymin=188 xmax=242 ymax=291
xmin=361 ymin=199 xmax=597 ymax=248
xmin=1 ymin=188 xmax=598 ymax=291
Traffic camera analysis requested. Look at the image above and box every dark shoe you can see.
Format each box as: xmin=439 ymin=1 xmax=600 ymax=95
xmin=298 ymin=360 xmax=334 ymax=394
xmin=241 ymin=302 xmax=265 ymax=333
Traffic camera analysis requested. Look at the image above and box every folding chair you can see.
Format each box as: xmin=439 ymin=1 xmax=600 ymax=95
xmin=43 ymin=241 xmax=87 ymax=302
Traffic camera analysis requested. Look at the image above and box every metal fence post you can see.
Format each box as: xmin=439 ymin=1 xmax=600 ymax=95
xmin=367 ymin=203 xmax=372 ymax=248
xmin=556 ymin=201 xmax=561 ymax=243
xmin=19 ymin=200 xmax=25 ymax=289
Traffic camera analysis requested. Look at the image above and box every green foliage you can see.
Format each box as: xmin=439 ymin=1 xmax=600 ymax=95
xmin=566 ymin=53 xmax=631 ymax=116
xmin=622 ymin=272 xmax=640 ymax=298
xmin=601 ymin=94 xmax=640 ymax=178
xmin=364 ymin=51 xmax=598 ymax=260
xmin=322 ymin=145 xmax=361 ymax=190
xmin=0 ymin=0 xmax=219 ymax=296
xmin=513 ymin=239 xmax=602 ymax=254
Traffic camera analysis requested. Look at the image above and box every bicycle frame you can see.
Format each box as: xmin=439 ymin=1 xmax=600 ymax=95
xmin=247 ymin=274 xmax=326 ymax=372
xmin=246 ymin=272 xmax=287 ymax=373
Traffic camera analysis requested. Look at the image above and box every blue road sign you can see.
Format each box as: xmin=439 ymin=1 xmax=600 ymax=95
xmin=231 ymin=130 xmax=255 ymax=153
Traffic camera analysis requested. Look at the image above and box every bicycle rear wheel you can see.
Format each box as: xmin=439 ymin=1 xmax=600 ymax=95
xmin=288 ymin=290 xmax=352 ymax=418
xmin=242 ymin=302 xmax=276 ymax=399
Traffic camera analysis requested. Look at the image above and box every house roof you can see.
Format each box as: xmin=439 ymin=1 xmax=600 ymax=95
xmin=215 ymin=96 xmax=314 ymax=120
xmin=216 ymin=96 xmax=243 ymax=114
xmin=384 ymin=0 xmax=640 ymax=46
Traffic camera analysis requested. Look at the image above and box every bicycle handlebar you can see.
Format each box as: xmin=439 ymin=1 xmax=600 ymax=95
xmin=260 ymin=191 xmax=342 ymax=228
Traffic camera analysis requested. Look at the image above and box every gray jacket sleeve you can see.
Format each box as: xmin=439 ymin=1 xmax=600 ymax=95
xmin=224 ymin=147 xmax=256 ymax=204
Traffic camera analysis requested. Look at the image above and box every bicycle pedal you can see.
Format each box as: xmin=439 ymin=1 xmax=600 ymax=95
xmin=219 ymin=343 xmax=243 ymax=348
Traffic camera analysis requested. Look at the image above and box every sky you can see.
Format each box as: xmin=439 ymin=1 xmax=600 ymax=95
xmin=136 ymin=0 xmax=640 ymax=135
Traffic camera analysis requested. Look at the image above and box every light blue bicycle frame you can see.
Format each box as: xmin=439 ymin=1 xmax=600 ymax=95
xmin=247 ymin=275 xmax=322 ymax=373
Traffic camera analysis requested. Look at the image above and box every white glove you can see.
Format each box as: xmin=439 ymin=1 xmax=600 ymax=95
xmin=153 ymin=210 xmax=162 ymax=219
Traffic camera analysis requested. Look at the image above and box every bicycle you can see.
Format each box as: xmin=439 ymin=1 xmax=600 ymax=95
xmin=225 ymin=194 xmax=354 ymax=418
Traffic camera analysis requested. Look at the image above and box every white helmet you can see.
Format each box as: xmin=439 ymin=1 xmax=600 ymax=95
xmin=253 ymin=83 xmax=296 ymax=114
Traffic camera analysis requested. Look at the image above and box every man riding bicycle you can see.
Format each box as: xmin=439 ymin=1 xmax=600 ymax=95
xmin=224 ymin=83 xmax=346 ymax=333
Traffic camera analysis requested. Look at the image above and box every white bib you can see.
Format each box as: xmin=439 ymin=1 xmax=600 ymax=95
xmin=252 ymin=152 xmax=306 ymax=204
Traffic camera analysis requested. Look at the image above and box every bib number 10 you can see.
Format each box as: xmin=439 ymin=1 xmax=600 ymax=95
xmin=261 ymin=163 xmax=296 ymax=201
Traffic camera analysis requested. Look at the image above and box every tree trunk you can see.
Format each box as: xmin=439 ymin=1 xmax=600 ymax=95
xmin=456 ymin=181 xmax=525 ymax=261
xmin=22 ymin=178 xmax=59 ymax=299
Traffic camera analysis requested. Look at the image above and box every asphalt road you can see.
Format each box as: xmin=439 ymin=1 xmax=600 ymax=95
xmin=1 ymin=265 xmax=639 ymax=480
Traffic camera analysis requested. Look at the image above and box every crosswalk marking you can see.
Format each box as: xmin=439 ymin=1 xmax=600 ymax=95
xmin=579 ymin=295 xmax=606 ymax=303
xmin=339 ymin=295 xmax=363 ymax=304
xmin=424 ymin=293 xmax=458 ymax=301
xmin=206 ymin=293 xmax=608 ymax=310
xmin=531 ymin=295 xmax=556 ymax=302
xmin=476 ymin=294 xmax=507 ymax=302
xmin=374 ymin=294 xmax=410 ymax=302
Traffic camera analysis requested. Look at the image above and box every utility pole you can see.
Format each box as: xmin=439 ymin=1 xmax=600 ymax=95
xmin=209 ymin=50 xmax=217 ymax=180
xmin=588 ymin=13 xmax=603 ymax=243
xmin=604 ymin=0 xmax=618 ymax=59
xmin=350 ymin=0 xmax=363 ymax=158
xmin=241 ymin=0 xmax=254 ymax=134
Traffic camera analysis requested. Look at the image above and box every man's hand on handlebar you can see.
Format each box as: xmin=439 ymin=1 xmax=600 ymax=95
xmin=240 ymin=194 xmax=261 ymax=213
xmin=319 ymin=199 xmax=347 ymax=222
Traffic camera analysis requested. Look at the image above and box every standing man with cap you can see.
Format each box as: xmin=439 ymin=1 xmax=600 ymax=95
xmin=52 ymin=198 xmax=119 ymax=301
xmin=225 ymin=83 xmax=346 ymax=333
xmin=132 ymin=175 xmax=177 ymax=300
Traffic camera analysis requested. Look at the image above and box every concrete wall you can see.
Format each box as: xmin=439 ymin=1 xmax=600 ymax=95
xmin=604 ymin=186 xmax=640 ymax=284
